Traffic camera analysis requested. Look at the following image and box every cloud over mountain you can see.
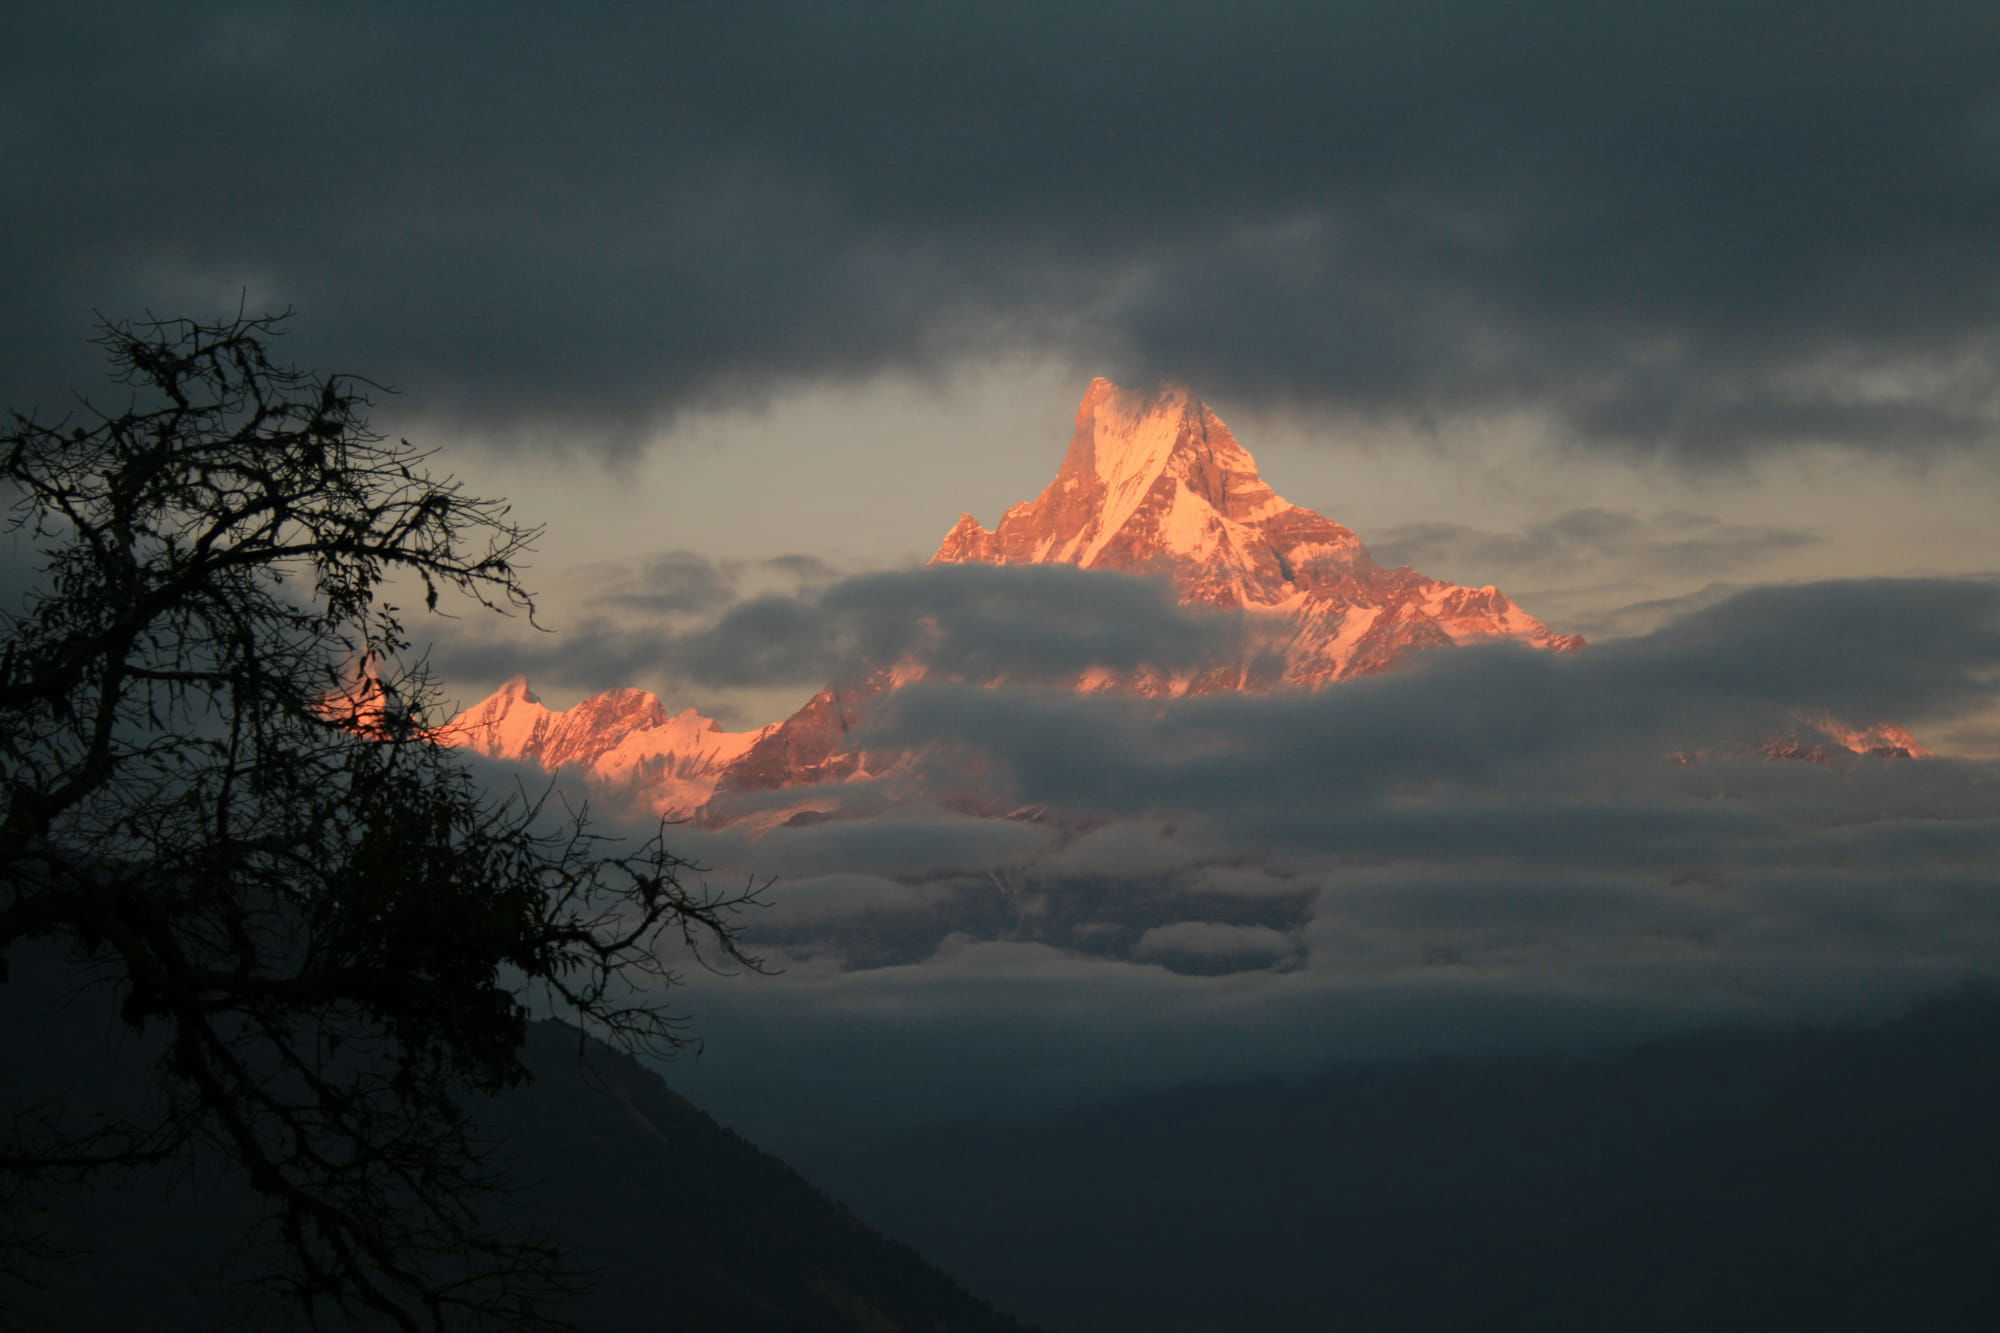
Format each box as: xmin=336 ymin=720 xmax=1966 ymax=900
xmin=450 ymin=566 xmax=2000 ymax=1144
xmin=868 ymin=576 xmax=1998 ymax=820
xmin=688 ymin=572 xmax=1999 ymax=1128
xmin=438 ymin=560 xmax=1240 ymax=697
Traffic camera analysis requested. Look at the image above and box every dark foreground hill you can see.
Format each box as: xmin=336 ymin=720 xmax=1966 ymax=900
xmin=2 ymin=954 xmax=1031 ymax=1332
xmin=796 ymin=989 xmax=2000 ymax=1333
xmin=491 ymin=1020 xmax=1034 ymax=1332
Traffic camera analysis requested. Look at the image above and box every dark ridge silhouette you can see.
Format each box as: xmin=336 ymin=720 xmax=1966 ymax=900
xmin=489 ymin=1020 xmax=1037 ymax=1333
xmin=1 ymin=311 xmax=782 ymax=1325
xmin=3 ymin=966 xmax=1035 ymax=1332
xmin=796 ymin=989 xmax=2000 ymax=1333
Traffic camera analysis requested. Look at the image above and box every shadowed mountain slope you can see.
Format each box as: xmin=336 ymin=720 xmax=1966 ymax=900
xmin=795 ymin=989 xmax=2000 ymax=1333
xmin=2 ymin=952 xmax=1033 ymax=1332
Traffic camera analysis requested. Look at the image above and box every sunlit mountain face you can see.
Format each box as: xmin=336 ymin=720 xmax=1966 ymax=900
xmin=19 ymin=9 xmax=2000 ymax=1328
xmin=361 ymin=373 xmax=2000 ymax=1333
xmin=435 ymin=374 xmax=1968 ymax=999
xmin=448 ymin=677 xmax=774 ymax=815
xmin=447 ymin=377 xmax=1921 ymax=828
xmin=447 ymin=378 xmax=1591 ymax=814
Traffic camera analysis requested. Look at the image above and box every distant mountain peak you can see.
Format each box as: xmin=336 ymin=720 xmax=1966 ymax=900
xmin=454 ymin=379 xmax=1593 ymax=813
xmin=939 ymin=379 xmax=1583 ymax=655
xmin=496 ymin=674 xmax=540 ymax=703
xmin=1064 ymin=377 xmax=1199 ymax=483
xmin=935 ymin=376 xmax=1305 ymax=588
xmin=445 ymin=677 xmax=772 ymax=816
xmin=1067 ymin=377 xmax=1287 ymax=531
xmin=711 ymin=380 xmax=1590 ymax=805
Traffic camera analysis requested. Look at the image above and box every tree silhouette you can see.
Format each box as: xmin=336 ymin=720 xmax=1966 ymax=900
xmin=0 ymin=312 xmax=758 ymax=1328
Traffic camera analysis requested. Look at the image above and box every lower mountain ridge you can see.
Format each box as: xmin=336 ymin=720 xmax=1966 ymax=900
xmin=3 ymin=943 xmax=1036 ymax=1332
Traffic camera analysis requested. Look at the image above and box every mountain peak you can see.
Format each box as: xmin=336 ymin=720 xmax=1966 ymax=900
xmin=444 ymin=680 xmax=773 ymax=816
xmin=467 ymin=377 xmax=1589 ymax=811
xmin=927 ymin=375 xmax=1580 ymax=646
xmin=1061 ymin=378 xmax=1209 ymax=500
xmin=935 ymin=377 xmax=1306 ymax=582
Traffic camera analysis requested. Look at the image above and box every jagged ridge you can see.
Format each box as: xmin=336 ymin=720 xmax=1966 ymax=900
xmin=448 ymin=676 xmax=772 ymax=815
xmin=451 ymin=380 xmax=1589 ymax=813
xmin=448 ymin=378 xmax=1922 ymax=818
xmin=711 ymin=380 xmax=1586 ymax=808
xmin=933 ymin=378 xmax=1582 ymax=685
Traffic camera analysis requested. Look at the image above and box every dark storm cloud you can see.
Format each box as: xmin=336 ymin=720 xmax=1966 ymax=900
xmin=817 ymin=564 xmax=1239 ymax=680
xmin=1132 ymin=922 xmax=1298 ymax=967
xmin=587 ymin=550 xmax=742 ymax=618
xmin=749 ymin=815 xmax=1046 ymax=881
xmin=752 ymin=874 xmax=958 ymax=930
xmin=586 ymin=551 xmax=838 ymax=618
xmin=1562 ymin=581 xmax=1755 ymax=640
xmin=432 ymin=577 xmax=2000 ymax=1141
xmin=758 ymin=554 xmax=841 ymax=592
xmin=9 ymin=2 xmax=2000 ymax=457
xmin=433 ymin=561 xmax=1236 ymax=694
xmin=871 ymin=577 xmax=2000 ymax=820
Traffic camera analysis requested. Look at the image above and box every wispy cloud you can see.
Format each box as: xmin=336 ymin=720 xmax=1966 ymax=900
xmin=1371 ymin=509 xmax=1820 ymax=583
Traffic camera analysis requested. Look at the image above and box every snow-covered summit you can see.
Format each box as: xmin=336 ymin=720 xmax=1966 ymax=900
xmin=448 ymin=380 xmax=1602 ymax=815
xmin=931 ymin=377 xmax=1582 ymax=682
xmin=935 ymin=377 xmax=1313 ymax=591
xmin=436 ymin=378 xmax=1922 ymax=818
xmin=716 ymin=380 xmax=1588 ymax=803
xmin=444 ymin=676 xmax=771 ymax=816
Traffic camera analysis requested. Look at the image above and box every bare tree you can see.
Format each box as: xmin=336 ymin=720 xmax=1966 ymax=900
xmin=0 ymin=312 xmax=757 ymax=1328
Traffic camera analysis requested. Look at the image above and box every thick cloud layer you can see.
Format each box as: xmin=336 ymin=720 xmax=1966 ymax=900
xmin=10 ymin=3 xmax=2000 ymax=458
xmin=876 ymin=577 xmax=2000 ymax=809
xmin=463 ymin=575 xmax=2000 ymax=1139
xmin=435 ymin=560 xmax=1239 ymax=696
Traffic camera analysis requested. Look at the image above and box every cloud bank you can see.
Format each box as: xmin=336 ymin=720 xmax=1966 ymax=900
xmin=11 ymin=3 xmax=2000 ymax=459
xmin=435 ymin=560 xmax=1240 ymax=698
xmin=464 ymin=575 xmax=2000 ymax=1140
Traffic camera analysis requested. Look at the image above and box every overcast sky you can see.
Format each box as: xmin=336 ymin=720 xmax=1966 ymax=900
xmin=8 ymin=3 xmax=2000 ymax=725
xmin=10 ymin=3 xmax=2000 ymax=1138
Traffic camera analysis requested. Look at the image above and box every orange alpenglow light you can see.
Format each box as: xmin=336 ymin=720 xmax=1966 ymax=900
xmin=1811 ymin=717 xmax=1931 ymax=759
xmin=447 ymin=677 xmax=773 ymax=818
xmin=445 ymin=378 xmax=1589 ymax=815
xmin=931 ymin=377 xmax=1584 ymax=684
